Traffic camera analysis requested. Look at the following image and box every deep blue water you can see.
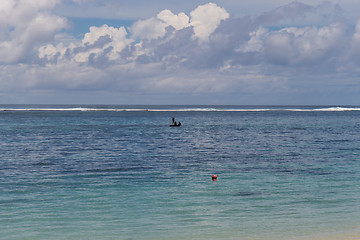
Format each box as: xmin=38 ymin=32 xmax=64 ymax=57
xmin=1 ymin=105 xmax=360 ymax=239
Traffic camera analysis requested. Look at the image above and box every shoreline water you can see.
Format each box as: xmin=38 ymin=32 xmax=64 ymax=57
xmin=1 ymin=105 xmax=359 ymax=240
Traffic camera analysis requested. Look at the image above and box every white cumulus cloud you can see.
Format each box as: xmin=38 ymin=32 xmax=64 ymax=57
xmin=130 ymin=9 xmax=190 ymax=40
xmin=130 ymin=3 xmax=229 ymax=42
xmin=0 ymin=0 xmax=67 ymax=64
xmin=157 ymin=10 xmax=190 ymax=31
xmin=189 ymin=3 xmax=229 ymax=41
xmin=39 ymin=24 xmax=132 ymax=63
xmin=82 ymin=24 xmax=132 ymax=61
xmin=264 ymin=23 xmax=347 ymax=65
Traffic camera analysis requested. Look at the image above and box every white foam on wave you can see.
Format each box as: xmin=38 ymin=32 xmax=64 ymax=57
xmin=149 ymin=107 xmax=360 ymax=112
xmin=0 ymin=108 xmax=148 ymax=112
xmin=284 ymin=107 xmax=360 ymax=112
xmin=148 ymin=108 xmax=219 ymax=112
xmin=314 ymin=107 xmax=360 ymax=111
xmin=1 ymin=106 xmax=360 ymax=112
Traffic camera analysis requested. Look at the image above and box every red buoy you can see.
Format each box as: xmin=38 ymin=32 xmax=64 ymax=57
xmin=212 ymin=174 xmax=217 ymax=181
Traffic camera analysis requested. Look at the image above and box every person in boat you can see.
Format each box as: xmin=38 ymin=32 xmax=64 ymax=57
xmin=170 ymin=116 xmax=181 ymax=126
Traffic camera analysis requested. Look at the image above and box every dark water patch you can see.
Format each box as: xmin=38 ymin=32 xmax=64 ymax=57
xmin=338 ymin=147 xmax=360 ymax=151
xmin=241 ymin=166 xmax=269 ymax=172
xmin=0 ymin=166 xmax=18 ymax=171
xmin=276 ymin=168 xmax=333 ymax=176
xmin=60 ymin=169 xmax=82 ymax=174
xmin=0 ymin=198 xmax=32 ymax=204
xmin=277 ymin=168 xmax=294 ymax=174
xmin=328 ymin=139 xmax=351 ymax=143
xmin=289 ymin=127 xmax=307 ymax=131
xmin=32 ymin=161 xmax=56 ymax=166
xmin=86 ymin=166 xmax=153 ymax=173
xmin=306 ymin=170 xmax=332 ymax=176
xmin=233 ymin=191 xmax=262 ymax=197
xmin=285 ymin=152 xmax=301 ymax=157
xmin=59 ymin=151 xmax=78 ymax=156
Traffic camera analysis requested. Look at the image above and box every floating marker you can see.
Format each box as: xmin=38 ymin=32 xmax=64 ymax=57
xmin=212 ymin=174 xmax=217 ymax=181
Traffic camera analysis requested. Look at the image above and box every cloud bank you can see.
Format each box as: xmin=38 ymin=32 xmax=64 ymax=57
xmin=0 ymin=0 xmax=68 ymax=64
xmin=1 ymin=1 xmax=360 ymax=104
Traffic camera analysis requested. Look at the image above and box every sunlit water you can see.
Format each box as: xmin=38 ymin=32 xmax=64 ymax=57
xmin=1 ymin=105 xmax=360 ymax=239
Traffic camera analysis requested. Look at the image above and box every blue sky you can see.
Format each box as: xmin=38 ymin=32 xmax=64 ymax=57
xmin=1 ymin=0 xmax=360 ymax=105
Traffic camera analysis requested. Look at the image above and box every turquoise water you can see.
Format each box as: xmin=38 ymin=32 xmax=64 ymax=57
xmin=1 ymin=105 xmax=360 ymax=239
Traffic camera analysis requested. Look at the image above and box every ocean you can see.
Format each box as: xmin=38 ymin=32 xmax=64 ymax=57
xmin=1 ymin=105 xmax=360 ymax=240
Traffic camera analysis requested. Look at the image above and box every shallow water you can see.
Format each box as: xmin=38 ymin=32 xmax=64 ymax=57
xmin=1 ymin=105 xmax=360 ymax=239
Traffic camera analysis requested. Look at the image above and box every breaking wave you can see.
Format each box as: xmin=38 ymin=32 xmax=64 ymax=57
xmin=0 ymin=107 xmax=147 ymax=112
xmin=1 ymin=106 xmax=360 ymax=112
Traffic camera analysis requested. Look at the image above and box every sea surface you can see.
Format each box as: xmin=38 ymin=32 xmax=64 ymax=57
xmin=1 ymin=105 xmax=360 ymax=240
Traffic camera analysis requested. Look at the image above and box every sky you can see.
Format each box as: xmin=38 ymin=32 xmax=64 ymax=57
xmin=1 ymin=0 xmax=360 ymax=105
